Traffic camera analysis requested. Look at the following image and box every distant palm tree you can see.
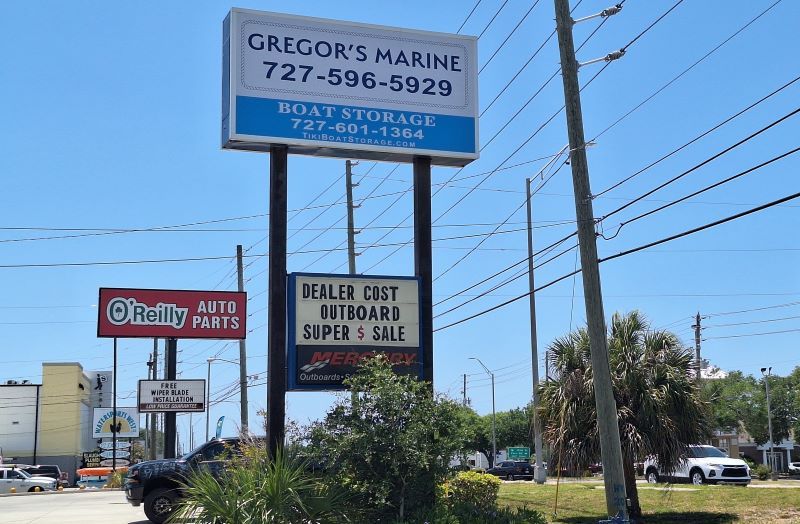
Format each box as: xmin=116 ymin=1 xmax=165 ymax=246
xmin=538 ymin=311 xmax=711 ymax=519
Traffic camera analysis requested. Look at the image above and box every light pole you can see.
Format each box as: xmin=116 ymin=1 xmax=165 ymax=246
xmin=206 ymin=357 xmax=241 ymax=442
xmin=470 ymin=357 xmax=496 ymax=466
xmin=760 ymin=367 xmax=778 ymax=480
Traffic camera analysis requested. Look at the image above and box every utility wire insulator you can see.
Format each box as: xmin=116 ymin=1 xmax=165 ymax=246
xmin=573 ymin=3 xmax=623 ymax=24
xmin=578 ymin=48 xmax=625 ymax=68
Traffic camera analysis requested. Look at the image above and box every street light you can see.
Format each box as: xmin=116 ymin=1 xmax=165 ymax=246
xmin=470 ymin=357 xmax=496 ymax=467
xmin=760 ymin=367 xmax=778 ymax=480
xmin=207 ymin=357 xmax=240 ymax=442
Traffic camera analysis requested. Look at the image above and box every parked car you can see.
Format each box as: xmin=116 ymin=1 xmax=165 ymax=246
xmin=486 ymin=460 xmax=534 ymax=481
xmin=0 ymin=467 xmax=58 ymax=493
xmin=19 ymin=464 xmax=69 ymax=488
xmin=788 ymin=462 xmax=800 ymax=475
xmin=124 ymin=437 xmax=245 ymax=524
xmin=644 ymin=444 xmax=751 ymax=486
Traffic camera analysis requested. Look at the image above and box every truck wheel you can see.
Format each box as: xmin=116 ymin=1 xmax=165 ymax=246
xmin=144 ymin=488 xmax=177 ymax=524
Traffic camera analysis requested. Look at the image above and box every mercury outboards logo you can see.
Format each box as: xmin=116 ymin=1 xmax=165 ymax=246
xmin=300 ymin=360 xmax=330 ymax=372
xmin=107 ymin=297 xmax=188 ymax=329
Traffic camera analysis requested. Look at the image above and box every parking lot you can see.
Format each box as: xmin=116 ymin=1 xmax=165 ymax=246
xmin=0 ymin=490 xmax=147 ymax=523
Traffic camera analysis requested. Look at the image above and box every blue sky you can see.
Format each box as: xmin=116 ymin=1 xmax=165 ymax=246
xmin=1 ymin=0 xmax=798 ymax=446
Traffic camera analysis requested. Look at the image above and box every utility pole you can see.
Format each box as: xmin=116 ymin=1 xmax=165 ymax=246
xmin=236 ymin=245 xmax=249 ymax=433
xmin=692 ymin=312 xmax=702 ymax=381
xmin=553 ymin=0 xmax=627 ymax=518
xmin=164 ymin=338 xmax=178 ymax=458
xmin=149 ymin=339 xmax=158 ymax=460
xmin=345 ymin=160 xmax=359 ymax=274
xmin=525 ymin=177 xmax=546 ymax=484
xmin=761 ymin=367 xmax=777 ymax=480
xmin=462 ymin=374 xmax=467 ymax=406
xmin=470 ymin=358 xmax=496 ymax=466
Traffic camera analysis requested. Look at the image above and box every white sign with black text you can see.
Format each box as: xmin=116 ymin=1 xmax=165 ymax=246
xmin=138 ymin=379 xmax=206 ymax=413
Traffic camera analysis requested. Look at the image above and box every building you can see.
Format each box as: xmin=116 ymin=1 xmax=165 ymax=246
xmin=0 ymin=363 xmax=112 ymax=484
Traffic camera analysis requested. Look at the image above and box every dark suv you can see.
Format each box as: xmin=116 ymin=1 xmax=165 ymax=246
xmin=124 ymin=438 xmax=244 ymax=523
xmin=486 ymin=460 xmax=534 ymax=480
xmin=20 ymin=465 xmax=68 ymax=488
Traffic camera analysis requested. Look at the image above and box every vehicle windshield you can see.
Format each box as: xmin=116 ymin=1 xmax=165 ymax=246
xmin=690 ymin=446 xmax=727 ymax=458
xmin=179 ymin=442 xmax=209 ymax=461
xmin=16 ymin=469 xmax=32 ymax=478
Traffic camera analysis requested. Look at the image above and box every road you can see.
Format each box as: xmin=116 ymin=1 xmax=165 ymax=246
xmin=0 ymin=490 xmax=148 ymax=523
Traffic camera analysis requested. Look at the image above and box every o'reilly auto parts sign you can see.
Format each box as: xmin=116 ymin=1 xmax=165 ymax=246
xmin=138 ymin=379 xmax=206 ymax=413
xmin=288 ymin=273 xmax=421 ymax=390
xmin=97 ymin=288 xmax=247 ymax=339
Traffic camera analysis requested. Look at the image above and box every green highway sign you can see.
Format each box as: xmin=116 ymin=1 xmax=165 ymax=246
xmin=507 ymin=447 xmax=530 ymax=460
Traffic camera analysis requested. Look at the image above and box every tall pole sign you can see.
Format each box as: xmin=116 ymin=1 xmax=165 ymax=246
xmin=222 ymin=7 xmax=478 ymax=458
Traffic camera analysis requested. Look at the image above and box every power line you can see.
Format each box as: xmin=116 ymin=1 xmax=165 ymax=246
xmin=435 ymin=191 xmax=800 ymax=332
xmin=705 ymin=329 xmax=800 ymax=341
xmin=705 ymin=315 xmax=800 ymax=329
xmin=593 ymin=73 xmax=800 ymax=198
xmin=706 ymin=301 xmax=800 ymax=318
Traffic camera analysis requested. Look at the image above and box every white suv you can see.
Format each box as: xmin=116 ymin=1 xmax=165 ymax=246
xmin=644 ymin=445 xmax=751 ymax=486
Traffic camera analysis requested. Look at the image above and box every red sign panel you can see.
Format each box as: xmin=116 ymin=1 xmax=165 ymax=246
xmin=98 ymin=288 xmax=247 ymax=339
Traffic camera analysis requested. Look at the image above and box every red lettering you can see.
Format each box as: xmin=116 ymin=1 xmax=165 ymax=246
xmin=310 ymin=352 xmax=332 ymax=364
xmin=343 ymin=352 xmax=359 ymax=365
xmin=403 ymin=353 xmax=416 ymax=365
xmin=390 ymin=353 xmax=403 ymax=364
xmin=330 ymin=352 xmax=345 ymax=365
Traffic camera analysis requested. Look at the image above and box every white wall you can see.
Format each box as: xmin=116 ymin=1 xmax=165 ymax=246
xmin=0 ymin=385 xmax=39 ymax=460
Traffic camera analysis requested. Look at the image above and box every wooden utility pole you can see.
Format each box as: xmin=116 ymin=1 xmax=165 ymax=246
xmin=236 ymin=245 xmax=249 ymax=433
xmin=345 ymin=160 xmax=359 ymax=275
xmin=553 ymin=0 xmax=628 ymax=518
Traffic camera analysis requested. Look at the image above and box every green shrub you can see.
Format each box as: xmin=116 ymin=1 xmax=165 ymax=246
xmin=407 ymin=503 xmax=547 ymax=524
xmin=444 ymin=471 xmax=501 ymax=514
xmin=753 ymin=464 xmax=772 ymax=480
xmin=105 ymin=470 xmax=125 ymax=488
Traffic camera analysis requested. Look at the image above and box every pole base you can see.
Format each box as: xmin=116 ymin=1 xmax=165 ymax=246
xmin=534 ymin=465 xmax=547 ymax=484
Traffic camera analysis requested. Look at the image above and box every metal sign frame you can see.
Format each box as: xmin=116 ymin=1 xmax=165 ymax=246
xmin=287 ymin=272 xmax=423 ymax=391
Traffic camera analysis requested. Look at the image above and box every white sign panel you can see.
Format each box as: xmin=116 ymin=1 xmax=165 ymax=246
xmin=100 ymin=450 xmax=130 ymax=459
xmin=222 ymin=8 xmax=478 ymax=166
xmin=99 ymin=441 xmax=131 ymax=450
xmin=138 ymin=379 xmax=206 ymax=413
xmin=92 ymin=408 xmax=140 ymax=438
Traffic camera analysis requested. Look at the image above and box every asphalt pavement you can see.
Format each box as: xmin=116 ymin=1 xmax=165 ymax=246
xmin=0 ymin=489 xmax=148 ymax=523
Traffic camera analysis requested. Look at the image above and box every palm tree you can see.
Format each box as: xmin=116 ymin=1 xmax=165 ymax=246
xmin=538 ymin=311 xmax=711 ymax=519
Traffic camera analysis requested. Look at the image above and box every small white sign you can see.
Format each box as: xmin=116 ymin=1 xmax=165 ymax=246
xmin=100 ymin=458 xmax=130 ymax=467
xmin=138 ymin=379 xmax=206 ymax=413
xmin=100 ymin=450 xmax=130 ymax=459
xmin=99 ymin=441 xmax=131 ymax=450
xmin=92 ymin=408 xmax=140 ymax=438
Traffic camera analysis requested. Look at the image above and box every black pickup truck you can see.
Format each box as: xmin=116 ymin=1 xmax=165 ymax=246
xmin=124 ymin=437 xmax=241 ymax=523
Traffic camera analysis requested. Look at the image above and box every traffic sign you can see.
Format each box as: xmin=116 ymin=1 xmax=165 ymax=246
xmin=100 ymin=450 xmax=130 ymax=459
xmin=507 ymin=447 xmax=530 ymax=460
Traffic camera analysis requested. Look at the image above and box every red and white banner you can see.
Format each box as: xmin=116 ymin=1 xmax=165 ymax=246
xmin=97 ymin=288 xmax=247 ymax=339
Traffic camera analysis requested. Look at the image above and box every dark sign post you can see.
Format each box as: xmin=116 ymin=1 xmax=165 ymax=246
xmin=221 ymin=8 xmax=478 ymax=465
xmin=98 ymin=288 xmax=247 ymax=459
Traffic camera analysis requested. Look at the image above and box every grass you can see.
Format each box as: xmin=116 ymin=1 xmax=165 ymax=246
xmin=498 ymin=481 xmax=800 ymax=523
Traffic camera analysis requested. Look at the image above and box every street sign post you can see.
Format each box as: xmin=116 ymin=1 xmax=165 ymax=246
xmin=222 ymin=8 xmax=478 ymax=166
xmin=287 ymin=273 xmax=421 ymax=390
xmin=138 ymin=379 xmax=206 ymax=413
xmin=507 ymin=447 xmax=531 ymax=460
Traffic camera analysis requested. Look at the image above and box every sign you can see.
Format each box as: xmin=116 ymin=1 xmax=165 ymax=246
xmin=100 ymin=458 xmax=130 ymax=467
xmin=88 ymin=371 xmax=113 ymax=408
xmin=507 ymin=447 xmax=530 ymax=460
xmin=97 ymin=288 xmax=247 ymax=339
xmin=138 ymin=379 xmax=206 ymax=413
xmin=288 ymin=273 xmax=421 ymax=390
xmin=99 ymin=441 xmax=131 ymax=450
xmin=92 ymin=408 xmax=140 ymax=438
xmin=222 ymin=8 xmax=479 ymax=167
xmin=100 ymin=450 xmax=130 ymax=459
xmin=82 ymin=451 xmax=102 ymax=468
xmin=216 ymin=416 xmax=225 ymax=439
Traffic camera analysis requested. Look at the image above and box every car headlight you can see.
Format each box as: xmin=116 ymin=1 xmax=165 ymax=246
xmin=708 ymin=463 xmax=725 ymax=468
